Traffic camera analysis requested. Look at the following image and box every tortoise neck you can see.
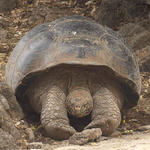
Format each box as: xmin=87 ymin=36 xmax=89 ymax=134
xmin=66 ymin=69 xmax=93 ymax=118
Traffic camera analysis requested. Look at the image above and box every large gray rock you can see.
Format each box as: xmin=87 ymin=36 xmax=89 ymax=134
xmin=118 ymin=21 xmax=150 ymax=72
xmin=0 ymin=0 xmax=17 ymax=12
xmin=95 ymin=0 xmax=149 ymax=30
xmin=119 ymin=22 xmax=150 ymax=51
xmin=0 ymin=129 xmax=19 ymax=150
xmin=95 ymin=0 xmax=150 ymax=73
xmin=0 ymin=82 xmax=24 ymax=120
xmin=0 ymin=95 xmax=20 ymax=139
xmin=0 ymin=82 xmax=24 ymax=139
xmin=135 ymin=46 xmax=150 ymax=72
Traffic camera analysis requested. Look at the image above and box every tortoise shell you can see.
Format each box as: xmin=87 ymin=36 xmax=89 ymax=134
xmin=5 ymin=16 xmax=141 ymax=108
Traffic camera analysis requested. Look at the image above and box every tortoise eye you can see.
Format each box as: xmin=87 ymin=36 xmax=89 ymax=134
xmin=82 ymin=103 xmax=87 ymax=109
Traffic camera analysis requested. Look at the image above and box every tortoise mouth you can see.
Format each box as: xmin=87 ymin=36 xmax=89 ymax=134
xmin=66 ymin=99 xmax=93 ymax=118
xmin=67 ymin=107 xmax=92 ymax=118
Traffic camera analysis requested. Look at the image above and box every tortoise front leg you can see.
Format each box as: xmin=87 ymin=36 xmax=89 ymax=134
xmin=85 ymin=83 xmax=122 ymax=136
xmin=41 ymin=85 xmax=76 ymax=140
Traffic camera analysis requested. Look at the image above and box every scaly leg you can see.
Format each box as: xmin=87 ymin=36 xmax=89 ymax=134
xmin=41 ymin=84 xmax=76 ymax=140
xmin=85 ymin=81 xmax=122 ymax=136
xmin=26 ymin=68 xmax=76 ymax=140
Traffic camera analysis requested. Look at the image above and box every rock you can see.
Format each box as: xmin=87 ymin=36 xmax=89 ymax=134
xmin=119 ymin=23 xmax=150 ymax=51
xmin=0 ymin=82 xmax=24 ymax=120
xmin=69 ymin=128 xmax=102 ymax=145
xmin=118 ymin=21 xmax=150 ymax=72
xmin=138 ymin=125 xmax=150 ymax=131
xmin=110 ymin=130 xmax=121 ymax=137
xmin=135 ymin=46 xmax=150 ymax=72
xmin=137 ymin=97 xmax=150 ymax=115
xmin=0 ymin=128 xmax=19 ymax=150
xmin=28 ymin=142 xmax=43 ymax=149
xmin=0 ymin=0 xmax=17 ymax=12
xmin=0 ymin=82 xmax=25 ymax=140
xmin=0 ymin=94 xmax=21 ymax=139
xmin=95 ymin=0 xmax=149 ymax=30
xmin=25 ymin=128 xmax=35 ymax=141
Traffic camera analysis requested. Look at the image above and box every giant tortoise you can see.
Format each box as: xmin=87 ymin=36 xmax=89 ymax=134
xmin=5 ymin=16 xmax=141 ymax=140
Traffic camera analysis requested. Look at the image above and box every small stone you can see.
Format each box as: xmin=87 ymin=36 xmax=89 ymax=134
xmin=138 ymin=125 xmax=150 ymax=131
xmin=42 ymin=144 xmax=54 ymax=150
xmin=25 ymin=128 xmax=35 ymax=141
xmin=85 ymin=0 xmax=93 ymax=6
xmin=15 ymin=120 xmax=25 ymax=127
xmin=111 ymin=130 xmax=121 ymax=137
xmin=29 ymin=142 xmax=43 ymax=149
xmin=0 ymin=53 xmax=7 ymax=61
xmin=72 ymin=31 xmax=77 ymax=35
xmin=15 ymin=121 xmax=21 ymax=126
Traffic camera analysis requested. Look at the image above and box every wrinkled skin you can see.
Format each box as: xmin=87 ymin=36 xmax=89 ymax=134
xmin=26 ymin=66 xmax=124 ymax=140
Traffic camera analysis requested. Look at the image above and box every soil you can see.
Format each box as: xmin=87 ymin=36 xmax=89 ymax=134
xmin=0 ymin=0 xmax=150 ymax=149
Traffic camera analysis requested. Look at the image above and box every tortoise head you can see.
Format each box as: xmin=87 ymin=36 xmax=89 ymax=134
xmin=66 ymin=88 xmax=93 ymax=118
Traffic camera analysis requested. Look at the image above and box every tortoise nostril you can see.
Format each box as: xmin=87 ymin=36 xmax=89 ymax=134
xmin=75 ymin=105 xmax=81 ymax=111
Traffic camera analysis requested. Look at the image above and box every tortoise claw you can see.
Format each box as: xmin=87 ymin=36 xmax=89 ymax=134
xmin=69 ymin=128 xmax=102 ymax=145
xmin=44 ymin=121 xmax=76 ymax=140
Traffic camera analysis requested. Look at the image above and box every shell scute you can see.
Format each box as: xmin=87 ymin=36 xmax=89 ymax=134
xmin=5 ymin=16 xmax=141 ymax=108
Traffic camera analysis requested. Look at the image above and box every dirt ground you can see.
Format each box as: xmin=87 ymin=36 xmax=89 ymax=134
xmin=0 ymin=0 xmax=150 ymax=149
